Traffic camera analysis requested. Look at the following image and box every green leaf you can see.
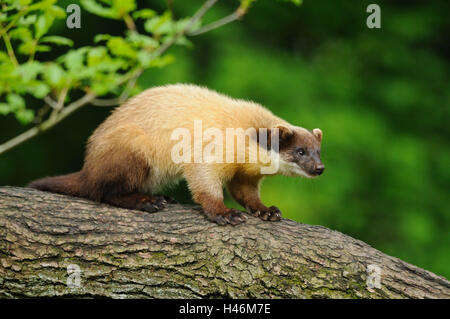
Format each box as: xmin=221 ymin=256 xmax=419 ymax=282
xmin=28 ymin=0 xmax=57 ymax=11
xmin=15 ymin=61 xmax=43 ymax=82
xmin=0 ymin=103 xmax=11 ymax=115
xmin=36 ymin=44 xmax=51 ymax=52
xmin=44 ymin=63 xmax=66 ymax=87
xmin=175 ymin=36 xmax=193 ymax=48
xmin=70 ymin=66 xmax=97 ymax=81
xmin=19 ymin=0 xmax=33 ymax=6
xmin=90 ymin=74 xmax=120 ymax=95
xmin=18 ymin=15 xmax=37 ymax=26
xmin=61 ymin=48 xmax=89 ymax=70
xmin=94 ymin=34 xmax=112 ymax=43
xmin=137 ymin=51 xmax=152 ymax=67
xmin=132 ymin=9 xmax=156 ymax=19
xmin=48 ymin=5 xmax=66 ymax=19
xmin=27 ymin=81 xmax=50 ymax=98
xmin=41 ymin=36 xmax=74 ymax=47
xmin=7 ymin=93 xmax=25 ymax=110
xmin=80 ymin=0 xmax=120 ymax=19
xmin=10 ymin=28 xmax=33 ymax=41
xmin=144 ymin=11 xmax=173 ymax=35
xmin=111 ymin=0 xmax=136 ymax=17
xmin=107 ymin=37 xmax=136 ymax=58
xmin=35 ymin=13 xmax=55 ymax=38
xmin=18 ymin=41 xmax=36 ymax=55
xmin=87 ymin=47 xmax=108 ymax=66
xmin=127 ymin=32 xmax=159 ymax=49
xmin=0 ymin=52 xmax=9 ymax=62
xmin=15 ymin=108 xmax=34 ymax=125
xmin=277 ymin=0 xmax=303 ymax=5
xmin=149 ymin=54 xmax=175 ymax=68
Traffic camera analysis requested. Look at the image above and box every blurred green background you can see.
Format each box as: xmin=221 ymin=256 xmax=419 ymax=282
xmin=1 ymin=0 xmax=449 ymax=278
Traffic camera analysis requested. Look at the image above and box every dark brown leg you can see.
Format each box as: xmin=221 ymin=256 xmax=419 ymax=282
xmin=183 ymin=166 xmax=247 ymax=225
xmin=103 ymin=193 xmax=167 ymax=213
xmin=228 ymin=174 xmax=282 ymax=221
xmin=194 ymin=192 xmax=247 ymax=226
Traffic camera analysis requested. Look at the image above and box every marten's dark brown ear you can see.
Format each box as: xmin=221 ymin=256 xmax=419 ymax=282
xmin=312 ymin=128 xmax=323 ymax=142
xmin=275 ymin=124 xmax=294 ymax=142
xmin=257 ymin=125 xmax=294 ymax=150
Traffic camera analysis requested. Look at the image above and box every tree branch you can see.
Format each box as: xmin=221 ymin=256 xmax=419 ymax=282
xmin=0 ymin=186 xmax=449 ymax=298
xmin=0 ymin=93 xmax=95 ymax=155
xmin=152 ymin=0 xmax=218 ymax=57
xmin=91 ymin=69 xmax=142 ymax=107
xmin=188 ymin=3 xmax=249 ymax=37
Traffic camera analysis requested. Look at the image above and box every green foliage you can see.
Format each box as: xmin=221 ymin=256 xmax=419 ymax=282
xmin=0 ymin=0 xmax=203 ymax=125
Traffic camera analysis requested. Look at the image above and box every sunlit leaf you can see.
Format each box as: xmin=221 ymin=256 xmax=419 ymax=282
xmin=144 ymin=11 xmax=173 ymax=35
xmin=35 ymin=13 xmax=55 ymax=38
xmin=0 ymin=103 xmax=11 ymax=115
xmin=132 ymin=9 xmax=156 ymax=19
xmin=40 ymin=36 xmax=74 ymax=47
xmin=15 ymin=108 xmax=34 ymax=125
xmin=44 ymin=63 xmax=66 ymax=87
xmin=7 ymin=93 xmax=25 ymax=110
xmin=80 ymin=0 xmax=120 ymax=19
xmin=107 ymin=37 xmax=136 ymax=58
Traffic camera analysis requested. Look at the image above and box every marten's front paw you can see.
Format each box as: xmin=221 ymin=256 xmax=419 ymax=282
xmin=139 ymin=196 xmax=167 ymax=213
xmin=247 ymin=205 xmax=282 ymax=221
xmin=206 ymin=209 xmax=247 ymax=226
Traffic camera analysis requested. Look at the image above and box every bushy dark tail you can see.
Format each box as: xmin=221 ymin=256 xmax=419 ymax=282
xmin=27 ymin=172 xmax=82 ymax=197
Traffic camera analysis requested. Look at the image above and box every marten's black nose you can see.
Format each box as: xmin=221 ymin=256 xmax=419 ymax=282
xmin=314 ymin=164 xmax=325 ymax=175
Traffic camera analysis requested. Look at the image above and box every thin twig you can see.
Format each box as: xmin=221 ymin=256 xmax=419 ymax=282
xmin=91 ymin=69 xmax=142 ymax=107
xmin=0 ymin=93 xmax=95 ymax=155
xmin=153 ymin=0 xmax=218 ymax=57
xmin=123 ymin=14 xmax=137 ymax=31
xmin=44 ymin=96 xmax=58 ymax=109
xmin=188 ymin=11 xmax=241 ymax=36
xmin=49 ymin=86 xmax=69 ymax=120
xmin=0 ymin=31 xmax=19 ymax=66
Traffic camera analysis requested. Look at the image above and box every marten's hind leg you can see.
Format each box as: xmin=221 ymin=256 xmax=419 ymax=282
xmin=103 ymin=193 xmax=167 ymax=213
xmin=81 ymin=125 xmax=168 ymax=213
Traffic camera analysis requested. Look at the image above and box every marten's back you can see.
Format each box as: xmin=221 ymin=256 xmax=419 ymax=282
xmin=93 ymin=84 xmax=284 ymax=138
xmin=85 ymin=84 xmax=287 ymax=165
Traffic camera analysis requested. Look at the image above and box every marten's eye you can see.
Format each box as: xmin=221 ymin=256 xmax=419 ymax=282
xmin=296 ymin=148 xmax=306 ymax=156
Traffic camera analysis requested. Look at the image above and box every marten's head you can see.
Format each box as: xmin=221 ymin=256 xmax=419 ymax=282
xmin=274 ymin=125 xmax=324 ymax=178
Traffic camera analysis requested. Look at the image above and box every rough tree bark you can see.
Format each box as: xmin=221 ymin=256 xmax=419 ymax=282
xmin=0 ymin=186 xmax=448 ymax=299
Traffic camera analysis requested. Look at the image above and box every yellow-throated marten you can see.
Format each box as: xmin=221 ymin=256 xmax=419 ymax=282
xmin=29 ymin=84 xmax=324 ymax=225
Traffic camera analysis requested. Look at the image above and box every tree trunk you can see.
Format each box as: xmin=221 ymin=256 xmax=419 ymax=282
xmin=0 ymin=186 xmax=448 ymax=299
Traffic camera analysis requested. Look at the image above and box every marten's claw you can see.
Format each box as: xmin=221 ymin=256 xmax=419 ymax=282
xmin=245 ymin=206 xmax=261 ymax=217
xmin=140 ymin=196 xmax=167 ymax=213
xmin=224 ymin=209 xmax=247 ymax=225
xmin=161 ymin=195 xmax=178 ymax=204
xmin=260 ymin=206 xmax=282 ymax=221
xmin=206 ymin=209 xmax=247 ymax=226
xmin=247 ymin=205 xmax=282 ymax=221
